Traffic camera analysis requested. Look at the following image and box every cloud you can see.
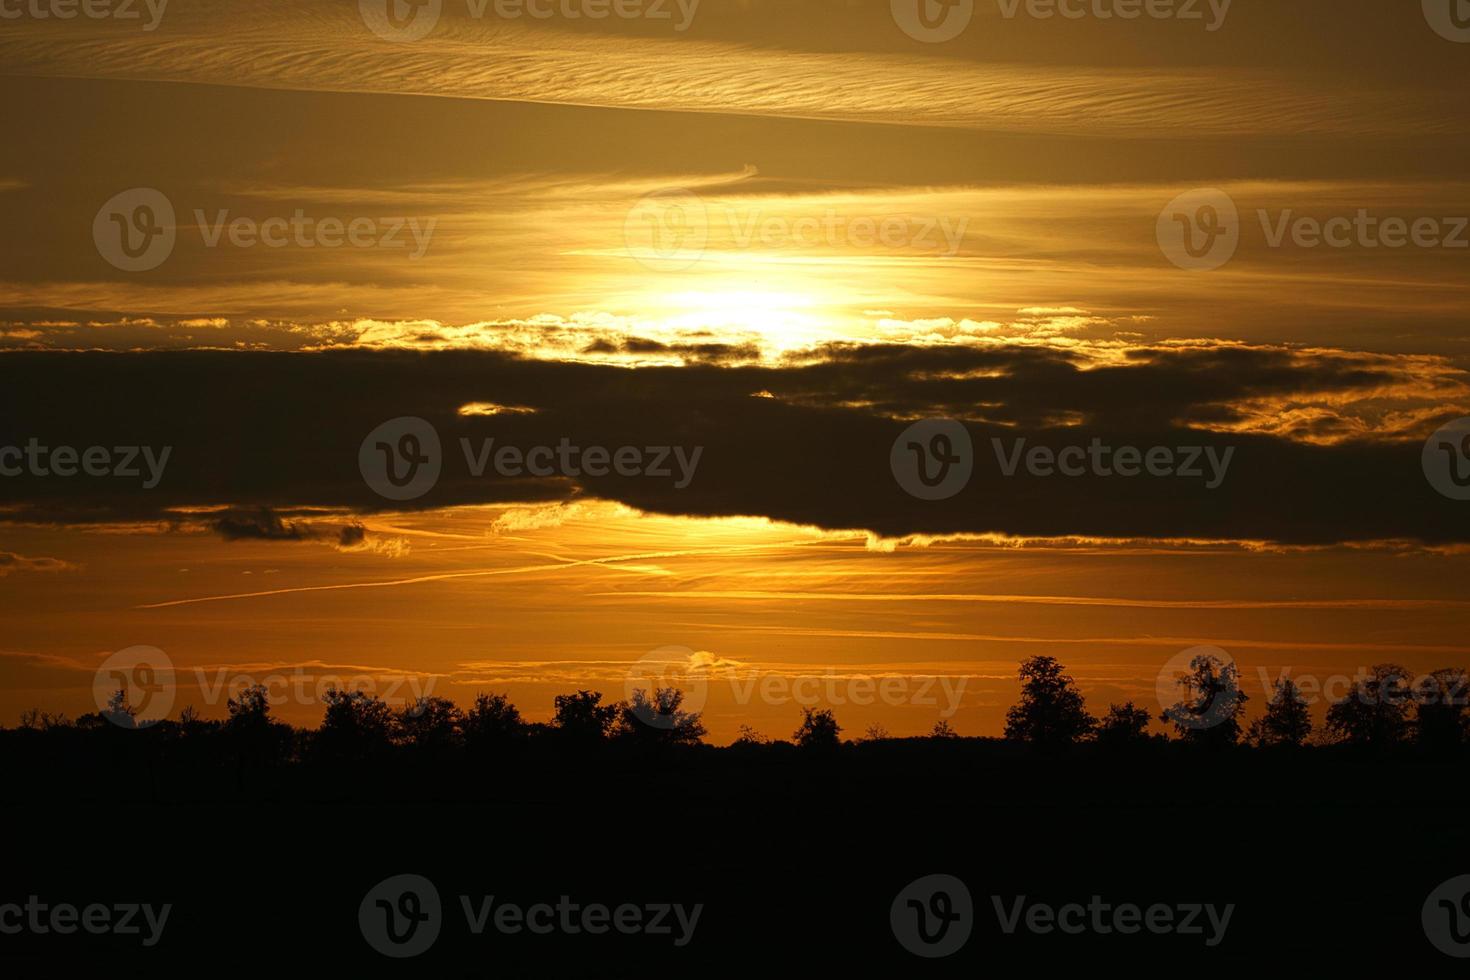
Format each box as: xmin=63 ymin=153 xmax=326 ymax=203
xmin=0 ymin=3 xmax=1455 ymax=139
xmin=335 ymin=523 xmax=410 ymax=557
xmin=0 ymin=551 xmax=77 ymax=576
xmin=212 ymin=508 xmax=312 ymax=542
xmin=0 ymin=344 xmax=1466 ymax=546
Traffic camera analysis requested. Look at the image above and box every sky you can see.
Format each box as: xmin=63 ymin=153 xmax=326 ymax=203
xmin=1 ymin=0 xmax=1468 ymax=740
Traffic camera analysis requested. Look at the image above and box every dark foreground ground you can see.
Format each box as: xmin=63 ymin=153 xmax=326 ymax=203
xmin=3 ymin=739 xmax=1467 ymax=972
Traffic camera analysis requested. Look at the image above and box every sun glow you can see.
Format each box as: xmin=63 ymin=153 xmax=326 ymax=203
xmin=646 ymin=288 xmax=842 ymax=352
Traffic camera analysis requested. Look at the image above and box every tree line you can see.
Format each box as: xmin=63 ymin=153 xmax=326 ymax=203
xmin=9 ymin=650 xmax=1470 ymax=763
xmin=1006 ymin=652 xmax=1470 ymax=753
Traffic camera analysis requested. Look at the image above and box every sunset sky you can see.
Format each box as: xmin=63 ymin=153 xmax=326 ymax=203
xmin=1 ymin=0 xmax=1468 ymax=739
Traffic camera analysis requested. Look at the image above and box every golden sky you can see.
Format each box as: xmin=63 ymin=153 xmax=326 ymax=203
xmin=1 ymin=0 xmax=1468 ymax=738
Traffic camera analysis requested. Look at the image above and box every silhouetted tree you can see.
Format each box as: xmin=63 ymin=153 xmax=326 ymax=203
xmin=1247 ymin=679 xmax=1312 ymax=748
xmin=1413 ymin=668 xmax=1469 ymax=755
xmin=617 ymin=688 xmax=707 ymax=745
xmin=227 ymin=684 xmax=272 ymax=728
xmin=552 ymin=690 xmax=620 ymax=743
xmin=1095 ymin=702 xmax=1156 ymax=747
xmin=930 ymin=720 xmax=960 ymax=739
xmin=224 ymin=683 xmax=293 ymax=766
xmin=732 ymin=724 xmax=769 ymax=747
xmin=19 ymin=709 xmax=72 ymax=731
xmin=1162 ymin=652 xmax=1248 ymax=746
xmin=1004 ymin=656 xmax=1094 ymax=747
xmin=792 ymin=707 xmax=841 ymax=750
xmin=463 ymin=692 xmax=523 ymax=750
xmin=861 ymin=723 xmax=890 ymax=742
xmin=101 ymin=689 xmax=136 ymax=729
xmin=396 ymin=696 xmax=464 ymax=752
xmin=1324 ymin=664 xmax=1412 ymax=749
xmin=314 ymin=688 xmax=394 ymax=761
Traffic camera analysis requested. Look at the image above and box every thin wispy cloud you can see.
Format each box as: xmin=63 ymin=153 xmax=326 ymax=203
xmin=0 ymin=5 xmax=1454 ymax=139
